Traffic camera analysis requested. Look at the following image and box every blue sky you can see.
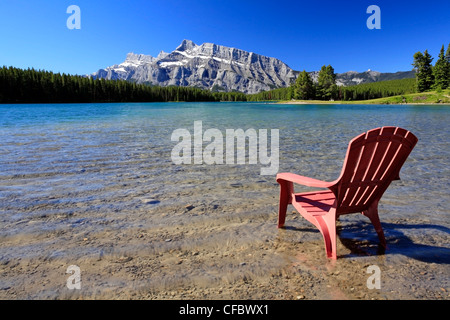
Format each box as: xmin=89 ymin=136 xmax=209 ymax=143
xmin=0 ymin=0 xmax=449 ymax=75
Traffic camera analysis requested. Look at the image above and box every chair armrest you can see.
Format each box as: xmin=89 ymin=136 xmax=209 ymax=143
xmin=276 ymin=172 xmax=335 ymax=189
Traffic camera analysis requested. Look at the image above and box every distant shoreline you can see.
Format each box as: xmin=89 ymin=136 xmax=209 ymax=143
xmin=2 ymin=100 xmax=450 ymax=106
xmin=277 ymin=90 xmax=450 ymax=105
xmin=279 ymin=100 xmax=450 ymax=106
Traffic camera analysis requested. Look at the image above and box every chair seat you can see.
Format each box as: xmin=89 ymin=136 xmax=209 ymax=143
xmin=294 ymin=190 xmax=335 ymax=216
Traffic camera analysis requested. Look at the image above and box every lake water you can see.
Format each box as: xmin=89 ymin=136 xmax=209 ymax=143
xmin=0 ymin=102 xmax=449 ymax=298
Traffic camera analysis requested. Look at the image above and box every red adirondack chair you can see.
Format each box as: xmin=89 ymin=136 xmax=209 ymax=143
xmin=276 ymin=127 xmax=418 ymax=259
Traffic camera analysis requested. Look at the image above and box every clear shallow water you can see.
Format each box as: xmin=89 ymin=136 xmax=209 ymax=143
xmin=0 ymin=102 xmax=449 ymax=298
xmin=1 ymin=102 xmax=449 ymax=236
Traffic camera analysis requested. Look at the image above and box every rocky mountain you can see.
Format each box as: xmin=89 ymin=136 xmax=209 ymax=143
xmin=333 ymin=70 xmax=416 ymax=86
xmin=91 ymin=40 xmax=297 ymax=94
xmin=91 ymin=40 xmax=415 ymax=94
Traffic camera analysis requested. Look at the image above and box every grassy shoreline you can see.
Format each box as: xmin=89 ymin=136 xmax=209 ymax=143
xmin=277 ymin=90 xmax=450 ymax=105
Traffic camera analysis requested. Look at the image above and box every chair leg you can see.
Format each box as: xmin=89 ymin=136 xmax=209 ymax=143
xmin=277 ymin=180 xmax=292 ymax=228
xmin=313 ymin=209 xmax=337 ymax=259
xmin=321 ymin=209 xmax=337 ymax=259
xmin=363 ymin=201 xmax=387 ymax=249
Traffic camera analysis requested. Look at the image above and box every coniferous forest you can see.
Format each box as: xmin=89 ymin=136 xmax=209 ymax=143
xmin=249 ymin=43 xmax=449 ymax=102
xmin=246 ymin=78 xmax=418 ymax=102
xmin=0 ymin=66 xmax=246 ymax=104
xmin=1 ymin=43 xmax=448 ymax=104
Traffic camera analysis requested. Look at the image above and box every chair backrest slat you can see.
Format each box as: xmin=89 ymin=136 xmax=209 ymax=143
xmin=336 ymin=127 xmax=418 ymax=214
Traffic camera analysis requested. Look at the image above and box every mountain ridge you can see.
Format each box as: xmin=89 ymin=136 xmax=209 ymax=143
xmin=91 ymin=40 xmax=415 ymax=94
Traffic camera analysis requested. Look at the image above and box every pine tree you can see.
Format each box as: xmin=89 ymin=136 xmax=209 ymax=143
xmin=317 ymin=65 xmax=337 ymax=100
xmin=412 ymin=50 xmax=434 ymax=92
xmin=433 ymin=45 xmax=449 ymax=90
xmin=445 ymin=43 xmax=450 ymax=89
xmin=294 ymin=70 xmax=314 ymax=100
